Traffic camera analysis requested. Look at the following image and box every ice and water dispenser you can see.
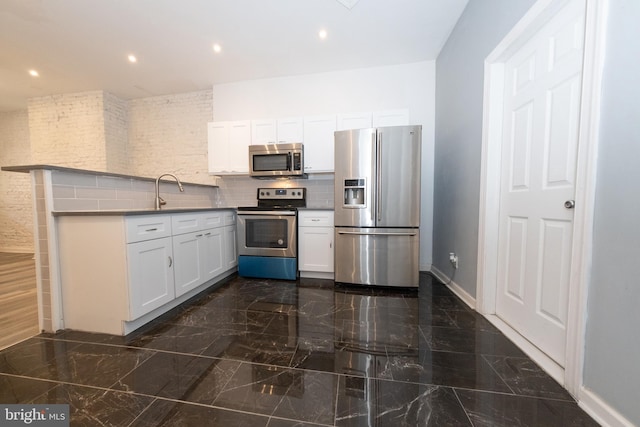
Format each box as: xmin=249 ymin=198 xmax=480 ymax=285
xmin=343 ymin=178 xmax=366 ymax=208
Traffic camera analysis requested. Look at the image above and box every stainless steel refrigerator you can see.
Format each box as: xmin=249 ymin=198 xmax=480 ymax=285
xmin=334 ymin=125 xmax=421 ymax=287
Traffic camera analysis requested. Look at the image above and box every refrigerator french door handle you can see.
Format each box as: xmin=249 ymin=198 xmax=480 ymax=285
xmin=377 ymin=131 xmax=382 ymax=222
xmin=371 ymin=132 xmax=377 ymax=222
xmin=337 ymin=230 xmax=418 ymax=237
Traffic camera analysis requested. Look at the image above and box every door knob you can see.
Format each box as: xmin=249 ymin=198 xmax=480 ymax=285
xmin=564 ymin=200 xmax=575 ymax=209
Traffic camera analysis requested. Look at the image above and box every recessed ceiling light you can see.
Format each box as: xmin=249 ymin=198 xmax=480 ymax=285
xmin=128 ymin=54 xmax=137 ymax=63
xmin=319 ymin=29 xmax=328 ymax=40
xmin=29 ymin=69 xmax=39 ymax=77
xmin=213 ymin=43 xmax=222 ymax=53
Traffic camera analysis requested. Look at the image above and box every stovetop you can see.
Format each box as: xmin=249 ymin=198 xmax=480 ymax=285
xmin=238 ymin=187 xmax=306 ymax=211
xmin=236 ymin=205 xmax=301 ymax=212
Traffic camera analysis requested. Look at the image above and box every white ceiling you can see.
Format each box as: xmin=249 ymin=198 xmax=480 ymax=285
xmin=0 ymin=0 xmax=468 ymax=112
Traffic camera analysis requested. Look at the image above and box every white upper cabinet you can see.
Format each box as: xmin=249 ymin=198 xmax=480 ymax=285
xmin=303 ymin=115 xmax=336 ymax=173
xmin=227 ymin=121 xmax=252 ymax=173
xmin=208 ymin=122 xmax=229 ymax=173
xmin=337 ymin=112 xmax=372 ymax=131
xmin=372 ymin=109 xmax=410 ymax=127
xmin=251 ymin=117 xmax=303 ymax=145
xmin=208 ymin=120 xmax=251 ymax=174
xmin=276 ymin=117 xmax=304 ymax=143
xmin=209 ymin=110 xmax=410 ymax=175
xmin=251 ymin=119 xmax=277 ymax=144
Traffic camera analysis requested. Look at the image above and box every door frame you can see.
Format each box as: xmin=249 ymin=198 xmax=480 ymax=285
xmin=476 ymin=0 xmax=608 ymax=396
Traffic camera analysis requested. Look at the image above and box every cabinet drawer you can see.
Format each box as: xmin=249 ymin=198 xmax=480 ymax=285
xmin=201 ymin=211 xmax=224 ymax=228
xmin=126 ymin=215 xmax=172 ymax=243
xmin=298 ymin=211 xmax=334 ymax=227
xmin=223 ymin=211 xmax=236 ymax=226
xmin=172 ymin=213 xmax=202 ymax=234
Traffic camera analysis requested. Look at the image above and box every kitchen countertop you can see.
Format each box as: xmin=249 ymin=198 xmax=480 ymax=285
xmin=298 ymin=207 xmax=334 ymax=211
xmin=1 ymin=164 xmax=218 ymax=188
xmin=52 ymin=207 xmax=236 ymax=217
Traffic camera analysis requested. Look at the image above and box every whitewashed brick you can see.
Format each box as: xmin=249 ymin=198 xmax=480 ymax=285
xmin=0 ymin=110 xmax=34 ymax=252
xmin=128 ymin=90 xmax=216 ymax=186
xmin=28 ymin=91 xmax=108 ymax=170
xmin=1 ymin=88 xmax=337 ymax=253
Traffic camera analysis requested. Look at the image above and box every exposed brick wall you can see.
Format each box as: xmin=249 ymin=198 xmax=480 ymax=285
xmin=4 ymin=90 xmax=219 ymax=250
xmin=0 ymin=110 xmax=34 ymax=252
xmin=104 ymin=92 xmax=129 ymax=174
xmin=28 ymin=91 xmax=108 ymax=170
xmin=3 ymin=88 xmax=338 ymax=252
xmin=128 ymin=90 xmax=214 ymax=185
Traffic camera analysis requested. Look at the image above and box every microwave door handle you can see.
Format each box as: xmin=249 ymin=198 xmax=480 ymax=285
xmin=287 ymin=152 xmax=292 ymax=171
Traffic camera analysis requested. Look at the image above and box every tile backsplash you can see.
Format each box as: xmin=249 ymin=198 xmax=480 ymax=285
xmin=49 ymin=169 xmax=334 ymax=211
xmin=50 ymin=170 xmax=217 ymax=211
xmin=216 ymin=175 xmax=334 ymax=208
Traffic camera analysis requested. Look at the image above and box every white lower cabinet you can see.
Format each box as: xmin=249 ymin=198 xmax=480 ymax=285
xmin=172 ymin=231 xmax=204 ymax=298
xmin=298 ymin=210 xmax=334 ymax=279
xmin=128 ymin=237 xmax=176 ymax=319
xmin=173 ymin=227 xmax=226 ymax=298
xmin=224 ymin=224 xmax=238 ymax=269
xmin=57 ymin=209 xmax=237 ymax=335
xmin=222 ymin=211 xmax=237 ymax=269
xmin=202 ymin=228 xmax=225 ymax=282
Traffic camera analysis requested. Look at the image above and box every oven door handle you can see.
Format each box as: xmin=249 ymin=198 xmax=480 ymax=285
xmin=237 ymin=210 xmax=297 ymax=216
xmin=337 ymin=230 xmax=417 ymax=237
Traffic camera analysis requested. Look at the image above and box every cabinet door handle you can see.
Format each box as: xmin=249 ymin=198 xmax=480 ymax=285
xmin=330 ymin=242 xmax=332 ymax=249
xmin=195 ymin=234 xmax=203 ymax=237
xmin=146 ymin=228 xmax=158 ymax=232
xmin=311 ymin=219 xmax=320 ymax=222
xmin=205 ymin=232 xmax=212 ymax=236
xmin=168 ymin=256 xmax=173 ymax=267
xmin=338 ymin=230 xmax=417 ymax=237
xmin=377 ymin=132 xmax=383 ymax=222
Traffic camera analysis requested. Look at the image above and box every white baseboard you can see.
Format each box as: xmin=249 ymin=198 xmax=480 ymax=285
xmin=579 ymin=386 xmax=636 ymax=427
xmin=429 ymin=265 xmax=476 ymax=310
xmin=428 ymin=267 xmax=634 ymax=427
xmin=299 ymin=271 xmax=334 ymax=280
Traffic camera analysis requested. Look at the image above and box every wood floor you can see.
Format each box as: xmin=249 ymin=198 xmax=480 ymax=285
xmin=0 ymin=252 xmax=39 ymax=350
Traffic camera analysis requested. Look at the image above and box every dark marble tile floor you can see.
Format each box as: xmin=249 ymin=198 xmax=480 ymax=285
xmin=0 ymin=273 xmax=599 ymax=426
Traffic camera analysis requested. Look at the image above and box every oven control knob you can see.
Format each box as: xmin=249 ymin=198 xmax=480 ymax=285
xmin=260 ymin=191 xmax=264 ymax=196
xmin=266 ymin=191 xmax=270 ymax=196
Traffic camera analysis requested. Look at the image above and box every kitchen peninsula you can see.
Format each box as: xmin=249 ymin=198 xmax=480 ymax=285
xmin=1 ymin=165 xmax=231 ymax=335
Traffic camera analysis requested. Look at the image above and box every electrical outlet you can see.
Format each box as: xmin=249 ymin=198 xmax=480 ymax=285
xmin=449 ymin=252 xmax=459 ymax=269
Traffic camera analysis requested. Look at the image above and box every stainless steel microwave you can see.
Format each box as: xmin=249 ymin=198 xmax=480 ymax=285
xmin=249 ymin=143 xmax=304 ymax=178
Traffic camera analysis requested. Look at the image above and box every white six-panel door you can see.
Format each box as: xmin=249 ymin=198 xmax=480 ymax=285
xmin=496 ymin=0 xmax=585 ymax=367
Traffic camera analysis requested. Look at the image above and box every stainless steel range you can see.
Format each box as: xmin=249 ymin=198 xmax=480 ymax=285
xmin=237 ymin=187 xmax=306 ymax=280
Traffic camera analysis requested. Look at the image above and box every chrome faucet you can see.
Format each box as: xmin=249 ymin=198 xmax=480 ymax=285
xmin=155 ymin=173 xmax=184 ymax=210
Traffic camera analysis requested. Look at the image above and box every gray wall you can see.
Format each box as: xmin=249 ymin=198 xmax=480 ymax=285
xmin=434 ymin=0 xmax=640 ymax=424
xmin=583 ymin=1 xmax=640 ymax=424
xmin=433 ymin=0 xmax=536 ymax=296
